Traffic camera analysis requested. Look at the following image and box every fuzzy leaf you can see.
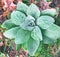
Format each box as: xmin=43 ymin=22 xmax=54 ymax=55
xmin=11 ymin=11 xmax=26 ymax=25
xmin=41 ymin=9 xmax=57 ymax=17
xmin=3 ymin=27 xmax=19 ymax=39
xmin=37 ymin=16 xmax=55 ymax=29
xmin=20 ymin=15 xmax=35 ymax=31
xmin=1 ymin=20 xmax=17 ymax=29
xmin=17 ymin=2 xmax=28 ymax=13
xmin=15 ymin=28 xmax=30 ymax=44
xmin=43 ymin=24 xmax=60 ymax=40
xmin=43 ymin=36 xmax=56 ymax=44
xmin=27 ymin=3 xmax=40 ymax=19
xmin=31 ymin=26 xmax=42 ymax=41
xmin=27 ymin=38 xmax=40 ymax=56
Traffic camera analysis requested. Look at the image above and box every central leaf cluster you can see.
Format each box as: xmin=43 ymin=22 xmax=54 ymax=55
xmin=2 ymin=2 xmax=60 ymax=56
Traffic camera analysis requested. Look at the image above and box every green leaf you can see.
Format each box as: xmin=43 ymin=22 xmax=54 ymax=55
xmin=31 ymin=26 xmax=42 ymax=41
xmin=27 ymin=38 xmax=40 ymax=56
xmin=11 ymin=11 xmax=26 ymax=25
xmin=1 ymin=20 xmax=17 ymax=29
xmin=0 ymin=53 xmax=5 ymax=57
xmin=35 ymin=42 xmax=43 ymax=56
xmin=41 ymin=9 xmax=57 ymax=17
xmin=26 ymin=15 xmax=35 ymax=21
xmin=37 ymin=16 xmax=55 ymax=29
xmin=15 ymin=28 xmax=30 ymax=44
xmin=43 ymin=24 xmax=60 ymax=40
xmin=3 ymin=27 xmax=19 ymax=39
xmin=27 ymin=3 xmax=40 ymax=19
xmin=20 ymin=15 xmax=35 ymax=31
xmin=17 ymin=2 xmax=28 ymax=13
xmin=43 ymin=36 xmax=56 ymax=44
xmin=16 ymin=44 xmax=22 ymax=51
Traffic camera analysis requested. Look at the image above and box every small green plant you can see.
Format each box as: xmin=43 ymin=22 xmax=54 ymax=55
xmin=1 ymin=2 xmax=60 ymax=56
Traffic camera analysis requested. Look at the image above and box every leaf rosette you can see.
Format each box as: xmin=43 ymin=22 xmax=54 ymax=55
xmin=1 ymin=2 xmax=60 ymax=56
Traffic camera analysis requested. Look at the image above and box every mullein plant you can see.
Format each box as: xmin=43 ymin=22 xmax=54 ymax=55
xmin=1 ymin=2 xmax=60 ymax=56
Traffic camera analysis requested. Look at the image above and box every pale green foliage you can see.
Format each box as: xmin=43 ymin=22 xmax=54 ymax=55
xmin=31 ymin=26 xmax=42 ymax=41
xmin=27 ymin=38 xmax=40 ymax=56
xmin=1 ymin=20 xmax=17 ymax=29
xmin=20 ymin=15 xmax=35 ymax=31
xmin=37 ymin=16 xmax=55 ymax=29
xmin=2 ymin=2 xmax=60 ymax=56
xmin=43 ymin=24 xmax=60 ymax=40
xmin=15 ymin=28 xmax=30 ymax=44
xmin=41 ymin=9 xmax=57 ymax=17
xmin=27 ymin=3 xmax=40 ymax=19
xmin=0 ymin=53 xmax=5 ymax=57
xmin=16 ymin=2 xmax=28 ymax=13
xmin=4 ymin=27 xmax=19 ymax=39
xmin=11 ymin=11 xmax=26 ymax=25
